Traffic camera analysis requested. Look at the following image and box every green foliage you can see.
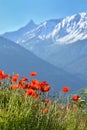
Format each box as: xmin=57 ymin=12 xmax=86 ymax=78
xmin=0 ymin=87 xmax=87 ymax=130
xmin=0 ymin=70 xmax=87 ymax=130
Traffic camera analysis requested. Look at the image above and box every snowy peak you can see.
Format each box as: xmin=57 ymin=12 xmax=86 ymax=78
xmin=52 ymin=12 xmax=87 ymax=44
xmin=2 ymin=12 xmax=87 ymax=45
xmin=79 ymin=12 xmax=87 ymax=17
xmin=17 ymin=19 xmax=62 ymax=43
xmin=16 ymin=12 xmax=87 ymax=44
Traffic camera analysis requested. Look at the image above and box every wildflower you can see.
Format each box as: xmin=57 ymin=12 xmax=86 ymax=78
xmin=18 ymin=79 xmax=24 ymax=85
xmin=21 ymin=77 xmax=29 ymax=82
xmin=41 ymin=85 xmax=51 ymax=92
xmin=12 ymin=74 xmax=19 ymax=82
xmin=0 ymin=70 xmax=4 ymax=76
xmin=42 ymin=108 xmax=48 ymax=114
xmin=0 ymin=70 xmax=5 ymax=80
xmin=12 ymin=84 xmax=19 ymax=90
xmin=29 ymin=79 xmax=41 ymax=90
xmin=12 ymin=77 xmax=18 ymax=82
xmin=62 ymin=86 xmax=70 ymax=93
xmin=40 ymin=81 xmax=51 ymax=92
xmin=26 ymin=89 xmax=35 ymax=96
xmin=20 ymin=83 xmax=29 ymax=90
xmin=26 ymin=88 xmax=39 ymax=98
xmin=72 ymin=95 xmax=80 ymax=101
xmin=40 ymin=81 xmax=48 ymax=87
xmin=33 ymin=93 xmax=40 ymax=99
xmin=30 ymin=71 xmax=37 ymax=76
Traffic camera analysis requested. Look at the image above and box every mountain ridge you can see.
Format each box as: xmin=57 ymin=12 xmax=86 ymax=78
xmin=1 ymin=12 xmax=87 ymax=85
xmin=2 ymin=20 xmax=37 ymax=42
xmin=2 ymin=12 xmax=87 ymax=45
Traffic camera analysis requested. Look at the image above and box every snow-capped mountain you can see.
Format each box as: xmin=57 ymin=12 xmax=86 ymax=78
xmin=2 ymin=12 xmax=87 ymax=85
xmin=2 ymin=12 xmax=87 ymax=45
xmin=0 ymin=36 xmax=86 ymax=92
xmin=2 ymin=20 xmax=37 ymax=42
xmin=15 ymin=12 xmax=87 ymax=45
xmin=17 ymin=19 xmax=62 ymax=43
xmin=52 ymin=12 xmax=87 ymax=44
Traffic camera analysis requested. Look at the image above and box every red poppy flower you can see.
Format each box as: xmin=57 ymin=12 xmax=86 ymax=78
xmin=42 ymin=108 xmax=48 ymax=114
xmin=30 ymin=72 xmax=37 ymax=76
xmin=12 ymin=77 xmax=18 ymax=82
xmin=0 ymin=70 xmax=5 ymax=80
xmin=41 ymin=85 xmax=51 ymax=92
xmin=29 ymin=79 xmax=41 ymax=90
xmin=33 ymin=93 xmax=40 ymax=99
xmin=18 ymin=80 xmax=23 ymax=85
xmin=12 ymin=74 xmax=19 ymax=82
xmin=72 ymin=95 xmax=80 ymax=101
xmin=12 ymin=84 xmax=19 ymax=90
xmin=21 ymin=77 xmax=29 ymax=82
xmin=40 ymin=81 xmax=48 ymax=87
xmin=26 ymin=88 xmax=39 ymax=98
xmin=26 ymin=88 xmax=36 ymax=96
xmin=62 ymin=86 xmax=70 ymax=93
xmin=0 ymin=70 xmax=4 ymax=76
xmin=21 ymin=83 xmax=29 ymax=90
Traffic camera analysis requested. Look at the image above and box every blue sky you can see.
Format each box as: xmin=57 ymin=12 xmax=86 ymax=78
xmin=0 ymin=0 xmax=87 ymax=34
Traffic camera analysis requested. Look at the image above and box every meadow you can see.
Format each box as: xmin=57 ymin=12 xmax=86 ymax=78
xmin=0 ymin=70 xmax=87 ymax=130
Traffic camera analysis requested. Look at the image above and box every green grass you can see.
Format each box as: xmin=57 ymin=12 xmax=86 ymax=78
xmin=0 ymin=70 xmax=87 ymax=130
xmin=0 ymin=87 xmax=87 ymax=130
